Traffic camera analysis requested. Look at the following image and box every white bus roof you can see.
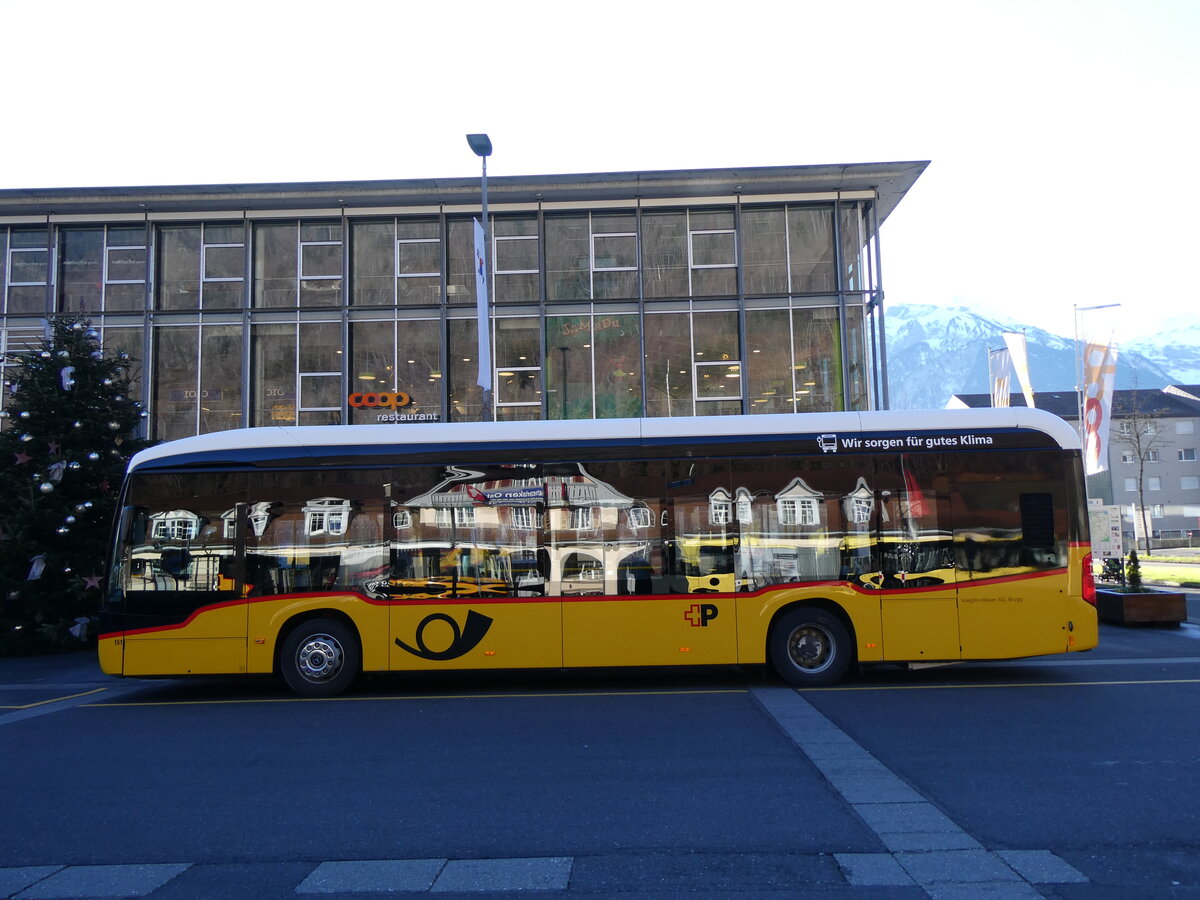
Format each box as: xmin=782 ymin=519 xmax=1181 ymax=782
xmin=127 ymin=408 xmax=1080 ymax=474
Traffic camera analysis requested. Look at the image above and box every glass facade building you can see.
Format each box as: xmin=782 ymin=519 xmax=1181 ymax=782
xmin=0 ymin=162 xmax=926 ymax=440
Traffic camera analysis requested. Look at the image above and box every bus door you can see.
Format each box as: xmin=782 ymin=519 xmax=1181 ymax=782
xmin=949 ymin=453 xmax=1072 ymax=658
xmin=872 ymin=455 xmax=961 ymax=663
xmin=117 ymin=474 xmax=249 ymax=676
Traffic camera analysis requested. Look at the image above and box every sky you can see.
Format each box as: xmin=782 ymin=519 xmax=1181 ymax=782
xmin=2 ymin=0 xmax=1196 ymax=342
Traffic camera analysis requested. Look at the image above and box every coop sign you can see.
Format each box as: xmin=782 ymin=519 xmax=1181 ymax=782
xmin=348 ymin=391 xmax=439 ymax=423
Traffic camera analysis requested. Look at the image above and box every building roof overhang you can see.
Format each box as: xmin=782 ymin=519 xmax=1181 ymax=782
xmin=0 ymin=160 xmax=928 ymax=223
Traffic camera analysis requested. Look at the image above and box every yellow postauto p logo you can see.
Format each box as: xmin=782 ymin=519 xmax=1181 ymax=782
xmin=349 ymin=391 xmax=411 ymax=410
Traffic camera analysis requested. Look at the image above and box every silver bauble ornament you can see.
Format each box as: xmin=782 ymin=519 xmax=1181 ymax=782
xmin=88 ymin=452 xmax=100 ymax=461
xmin=40 ymin=483 xmax=54 ymax=494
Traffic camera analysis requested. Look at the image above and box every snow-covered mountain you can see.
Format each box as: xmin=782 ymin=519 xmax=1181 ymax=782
xmin=882 ymin=304 xmax=1190 ymax=410
xmin=1124 ymin=316 xmax=1200 ymax=385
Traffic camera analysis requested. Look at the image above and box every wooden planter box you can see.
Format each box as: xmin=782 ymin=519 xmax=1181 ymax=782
xmin=1096 ymin=588 xmax=1187 ymax=625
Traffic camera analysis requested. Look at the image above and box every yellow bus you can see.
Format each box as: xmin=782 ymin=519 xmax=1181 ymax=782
xmin=100 ymin=409 xmax=1098 ymax=696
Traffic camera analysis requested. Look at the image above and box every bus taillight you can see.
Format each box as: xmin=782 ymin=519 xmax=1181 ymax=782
xmin=1082 ymin=552 xmax=1097 ymax=606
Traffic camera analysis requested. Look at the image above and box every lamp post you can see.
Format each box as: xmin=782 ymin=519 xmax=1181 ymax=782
xmin=467 ymin=133 xmax=493 ymax=422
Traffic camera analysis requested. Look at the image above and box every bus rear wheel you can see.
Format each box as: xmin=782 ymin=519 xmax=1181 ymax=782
xmin=280 ymin=617 xmax=360 ymax=697
xmin=769 ymin=607 xmax=851 ymax=687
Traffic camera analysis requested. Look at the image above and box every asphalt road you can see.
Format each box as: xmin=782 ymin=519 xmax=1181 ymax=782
xmin=2 ymin=595 xmax=1199 ymax=899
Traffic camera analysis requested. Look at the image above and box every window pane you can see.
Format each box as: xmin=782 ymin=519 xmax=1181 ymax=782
xmin=495 ymin=237 xmax=537 ymax=273
xmin=12 ymin=229 xmax=48 ymax=248
xmin=298 ymin=321 xmax=341 ymax=372
xmin=199 ymin=325 xmax=244 ymax=434
xmin=593 ymin=313 xmax=641 ymax=418
xmin=204 ymin=245 xmax=243 ymax=280
xmin=10 ymin=250 xmax=47 ymax=283
xmin=745 ymin=308 xmax=793 ymax=414
xmin=447 ymin=318 xmax=480 ymax=420
xmin=545 ymin=215 xmax=589 ymax=301
xmin=643 ymin=311 xmax=693 ymax=417
xmin=398 ymin=240 xmax=440 ymax=276
xmin=397 ymin=319 xmax=443 ymax=420
xmin=301 ymin=243 xmax=341 ymax=278
xmin=642 ymin=212 xmax=688 ymax=298
xmin=299 ymin=222 xmax=341 ymax=242
xmin=841 ymin=204 xmax=864 ymax=290
xmin=446 ymin=219 xmax=476 ymax=305
xmin=793 ymin=306 xmax=844 ymax=412
xmin=59 ymin=228 xmax=104 ymax=312
xmin=153 ymin=326 xmax=199 ymax=441
xmin=104 ymin=282 xmax=144 ymax=312
xmin=351 ymin=220 xmax=395 ymax=306
xmin=6 ymin=285 xmax=45 ymax=313
xmin=594 ymin=234 xmax=636 ymax=269
xmin=107 ymin=226 xmax=145 ymax=246
xmin=493 ymin=216 xmax=536 ymax=237
xmin=253 ymin=223 xmax=297 ymax=307
xmin=349 ymin=319 xmax=394 ymax=420
xmin=546 ymin=316 xmax=594 ymax=420
xmin=300 ymin=373 xmax=341 ymax=409
xmin=788 ymin=207 xmax=835 ymax=292
xmin=742 ymin=207 xmax=788 ymax=294
xmin=691 ymin=231 xmax=734 ymax=267
xmin=107 ymin=247 xmax=146 ymax=281
xmin=253 ymin=324 xmax=296 ymax=426
xmin=205 ymin=224 xmax=243 ymax=244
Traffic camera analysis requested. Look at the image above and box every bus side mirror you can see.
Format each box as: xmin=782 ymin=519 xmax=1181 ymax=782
xmin=120 ymin=507 xmax=148 ymax=545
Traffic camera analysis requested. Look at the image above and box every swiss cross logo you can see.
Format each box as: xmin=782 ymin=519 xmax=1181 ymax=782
xmin=684 ymin=603 xmax=719 ymax=627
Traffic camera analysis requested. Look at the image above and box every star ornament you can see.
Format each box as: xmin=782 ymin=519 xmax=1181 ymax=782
xmin=83 ymin=575 xmax=103 ymax=590
xmin=14 ymin=451 xmax=31 ymax=466
xmin=48 ymin=441 xmax=61 ymax=455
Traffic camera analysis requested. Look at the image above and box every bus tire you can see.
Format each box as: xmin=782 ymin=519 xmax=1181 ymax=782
xmin=280 ymin=617 xmax=361 ymax=698
xmin=769 ymin=607 xmax=851 ymax=687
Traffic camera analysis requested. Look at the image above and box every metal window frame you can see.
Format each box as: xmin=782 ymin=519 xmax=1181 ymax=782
xmin=693 ymin=359 xmax=742 ymax=402
xmin=494 ymin=364 xmax=541 ymax=407
xmin=7 ymin=246 xmax=49 ymax=286
xmin=493 ymin=233 xmax=539 ymax=275
xmin=395 ymin=236 xmax=441 ymax=279
xmin=590 ymin=231 xmax=638 ymax=272
xmin=688 ymin=228 xmax=737 ymax=271
xmin=299 ymin=240 xmax=343 ymax=281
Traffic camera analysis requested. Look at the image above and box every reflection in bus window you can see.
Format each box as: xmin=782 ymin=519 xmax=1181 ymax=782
xmin=241 ymin=469 xmax=388 ymax=597
xmin=951 ymin=452 xmax=1068 ymax=578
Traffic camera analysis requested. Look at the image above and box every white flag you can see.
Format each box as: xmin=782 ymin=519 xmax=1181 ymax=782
xmin=1081 ymin=341 xmax=1118 ymax=475
xmin=988 ymin=348 xmax=1012 ymax=407
xmin=473 ymin=218 xmax=492 ymax=393
xmin=1002 ymin=331 xmax=1035 ymax=408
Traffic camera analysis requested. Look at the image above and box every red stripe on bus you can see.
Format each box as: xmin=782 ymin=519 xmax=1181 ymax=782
xmin=100 ymin=567 xmax=1068 ymax=640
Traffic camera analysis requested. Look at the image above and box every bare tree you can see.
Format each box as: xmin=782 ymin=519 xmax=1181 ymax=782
xmin=1111 ymin=389 xmax=1170 ymax=555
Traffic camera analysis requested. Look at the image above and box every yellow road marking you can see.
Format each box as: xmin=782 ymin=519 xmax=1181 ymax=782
xmin=801 ymin=678 xmax=1200 ymax=692
xmin=86 ymin=688 xmax=748 ymax=707
xmin=0 ymin=687 xmax=109 ymax=709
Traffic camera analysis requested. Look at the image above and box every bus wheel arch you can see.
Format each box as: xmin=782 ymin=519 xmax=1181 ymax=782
xmin=277 ymin=612 xmax=362 ymax=697
xmin=767 ymin=602 xmax=855 ymax=687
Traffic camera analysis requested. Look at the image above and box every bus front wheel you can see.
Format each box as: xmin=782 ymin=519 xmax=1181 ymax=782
xmin=769 ymin=607 xmax=851 ymax=687
xmin=280 ymin=617 xmax=361 ymax=697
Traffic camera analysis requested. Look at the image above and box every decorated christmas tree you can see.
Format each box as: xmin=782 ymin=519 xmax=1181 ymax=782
xmin=0 ymin=316 xmax=150 ymax=652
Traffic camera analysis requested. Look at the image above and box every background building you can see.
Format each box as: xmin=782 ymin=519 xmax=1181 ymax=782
xmin=949 ymin=387 xmax=1200 ymax=548
xmin=0 ymin=162 xmax=926 ymax=440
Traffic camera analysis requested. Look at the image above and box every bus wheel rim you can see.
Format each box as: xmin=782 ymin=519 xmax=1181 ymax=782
xmin=297 ymin=634 xmax=344 ymax=682
xmin=787 ymin=624 xmax=834 ymax=672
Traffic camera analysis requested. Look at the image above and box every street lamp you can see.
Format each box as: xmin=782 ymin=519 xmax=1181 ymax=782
xmin=467 ymin=134 xmax=493 ymax=422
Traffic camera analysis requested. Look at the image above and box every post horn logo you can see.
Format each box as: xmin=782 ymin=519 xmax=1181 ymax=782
xmin=395 ymin=610 xmax=494 ymax=660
